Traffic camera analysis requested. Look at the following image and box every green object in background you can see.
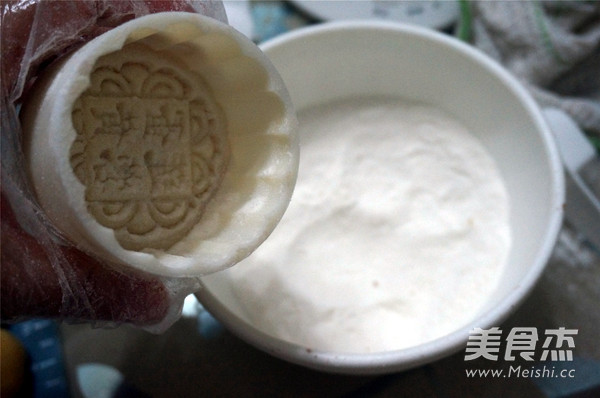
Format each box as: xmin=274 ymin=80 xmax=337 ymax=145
xmin=456 ymin=0 xmax=472 ymax=42
xmin=589 ymin=135 xmax=600 ymax=154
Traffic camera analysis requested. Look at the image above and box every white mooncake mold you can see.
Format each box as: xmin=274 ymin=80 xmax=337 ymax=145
xmin=22 ymin=12 xmax=299 ymax=277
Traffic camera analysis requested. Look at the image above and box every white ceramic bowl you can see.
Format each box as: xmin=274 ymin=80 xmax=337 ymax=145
xmin=197 ymin=21 xmax=565 ymax=375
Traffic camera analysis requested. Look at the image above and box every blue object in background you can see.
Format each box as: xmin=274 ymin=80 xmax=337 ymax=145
xmin=251 ymin=0 xmax=314 ymax=43
xmin=533 ymin=357 xmax=600 ymax=398
xmin=9 ymin=320 xmax=70 ymax=397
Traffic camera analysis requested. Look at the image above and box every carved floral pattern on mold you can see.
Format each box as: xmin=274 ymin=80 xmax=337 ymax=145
xmin=70 ymin=48 xmax=228 ymax=251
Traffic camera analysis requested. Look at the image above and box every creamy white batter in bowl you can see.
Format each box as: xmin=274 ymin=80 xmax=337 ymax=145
xmin=196 ymin=21 xmax=565 ymax=374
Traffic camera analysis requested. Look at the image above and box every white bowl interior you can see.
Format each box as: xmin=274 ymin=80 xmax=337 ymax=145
xmin=197 ymin=21 xmax=564 ymax=374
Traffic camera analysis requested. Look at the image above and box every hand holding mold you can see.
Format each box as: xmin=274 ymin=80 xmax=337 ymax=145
xmin=1 ymin=1 xmax=298 ymax=330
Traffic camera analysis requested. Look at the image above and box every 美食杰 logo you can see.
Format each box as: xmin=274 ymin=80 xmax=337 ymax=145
xmin=464 ymin=327 xmax=578 ymax=379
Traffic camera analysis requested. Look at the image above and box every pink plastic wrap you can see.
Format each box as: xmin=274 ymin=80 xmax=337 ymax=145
xmin=1 ymin=0 xmax=227 ymax=332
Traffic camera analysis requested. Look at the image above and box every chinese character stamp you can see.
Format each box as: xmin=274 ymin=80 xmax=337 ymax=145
xmin=70 ymin=43 xmax=228 ymax=250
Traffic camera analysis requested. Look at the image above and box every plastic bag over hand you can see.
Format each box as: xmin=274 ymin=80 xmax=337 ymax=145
xmin=1 ymin=0 xmax=227 ymax=332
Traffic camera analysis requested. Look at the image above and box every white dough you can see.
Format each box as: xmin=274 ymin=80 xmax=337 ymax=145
xmin=221 ymin=97 xmax=511 ymax=353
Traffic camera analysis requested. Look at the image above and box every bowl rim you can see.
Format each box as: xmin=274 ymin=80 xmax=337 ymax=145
xmin=196 ymin=20 xmax=565 ymax=375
